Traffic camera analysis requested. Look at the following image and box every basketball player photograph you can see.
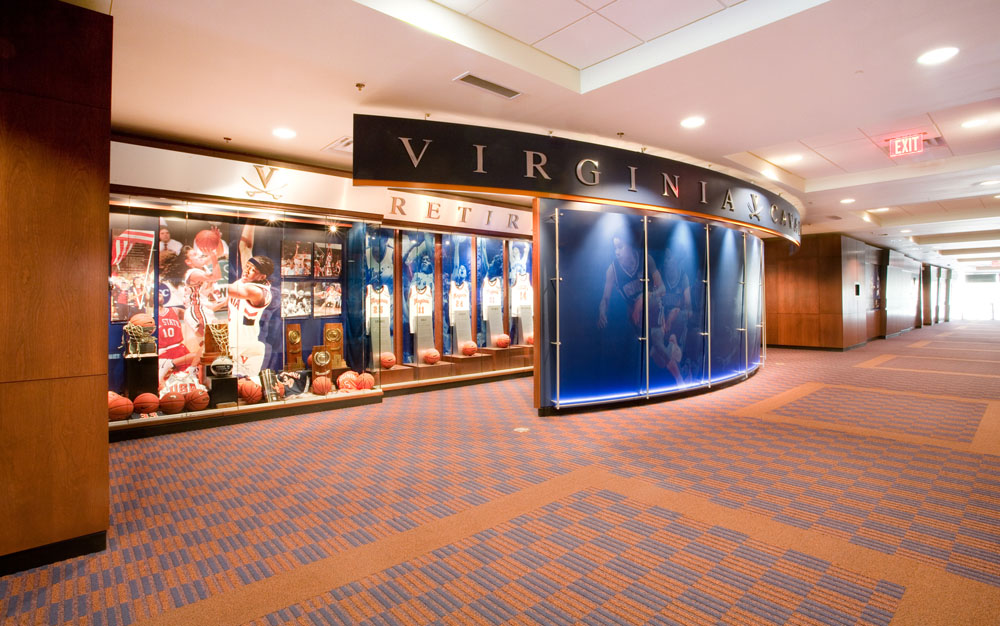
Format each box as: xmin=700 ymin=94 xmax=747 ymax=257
xmin=228 ymin=223 xmax=275 ymax=378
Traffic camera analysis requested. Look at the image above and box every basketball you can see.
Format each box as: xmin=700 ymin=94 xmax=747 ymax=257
xmin=461 ymin=341 xmax=477 ymax=356
xmin=129 ymin=313 xmax=155 ymax=331
xmin=108 ymin=390 xmax=120 ymax=401
xmin=312 ymin=375 xmax=332 ymax=395
xmin=159 ymin=391 xmax=185 ymax=414
xmin=356 ymin=372 xmax=375 ymax=390
xmin=337 ymin=370 xmax=358 ymax=390
xmin=238 ymin=378 xmax=262 ymax=404
xmin=108 ymin=395 xmax=133 ymax=421
xmin=133 ymin=392 xmax=159 ymax=414
xmin=380 ymin=352 xmax=396 ymax=369
xmin=307 ymin=352 xmax=313 ymax=368
xmin=494 ymin=334 xmax=510 ymax=348
xmin=525 ymin=334 xmax=534 ymax=346
xmin=422 ymin=348 xmax=440 ymax=365
xmin=194 ymin=229 xmax=221 ymax=254
xmin=185 ymin=388 xmax=210 ymax=411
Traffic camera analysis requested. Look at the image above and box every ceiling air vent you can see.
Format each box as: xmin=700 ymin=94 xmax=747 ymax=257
xmin=827 ymin=215 xmax=843 ymax=221
xmin=454 ymin=72 xmax=521 ymax=100
xmin=923 ymin=135 xmax=947 ymax=148
xmin=321 ymin=136 xmax=354 ymax=154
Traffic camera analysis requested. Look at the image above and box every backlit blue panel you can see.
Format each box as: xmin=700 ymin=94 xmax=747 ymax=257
xmin=709 ymin=226 xmax=746 ymax=382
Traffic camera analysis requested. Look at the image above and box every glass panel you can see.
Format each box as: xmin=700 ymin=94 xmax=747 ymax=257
xmin=646 ymin=217 xmax=707 ymax=394
xmin=557 ymin=208 xmax=644 ymax=404
xmin=476 ymin=236 xmax=505 ymax=347
xmin=508 ymin=240 xmax=533 ymax=344
xmin=442 ymin=234 xmax=473 ymax=355
xmin=709 ymin=225 xmax=746 ymax=382
xmin=400 ymin=230 xmax=435 ymax=363
xmin=365 ymin=225 xmax=395 ymax=369
xmin=745 ymin=235 xmax=763 ymax=368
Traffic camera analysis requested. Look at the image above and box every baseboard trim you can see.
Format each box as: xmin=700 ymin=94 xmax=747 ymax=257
xmin=0 ymin=531 xmax=106 ymax=577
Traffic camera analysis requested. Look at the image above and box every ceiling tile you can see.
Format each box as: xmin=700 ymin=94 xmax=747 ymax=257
xmin=750 ymin=141 xmax=844 ymax=178
xmin=859 ymin=114 xmax=936 ymax=139
xmin=468 ymin=0 xmax=591 ymax=45
xmin=576 ymin=0 xmax=615 ymax=9
xmin=930 ymin=97 xmax=1000 ymax=156
xmin=534 ymin=13 xmax=642 ymax=68
xmin=598 ymin=0 xmax=724 ymax=42
xmin=434 ymin=0 xmax=488 ymax=14
xmin=800 ymin=128 xmax=868 ymax=148
xmin=812 ymin=138 xmax=894 ymax=173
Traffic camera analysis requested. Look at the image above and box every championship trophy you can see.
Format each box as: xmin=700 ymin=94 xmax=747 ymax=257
xmin=311 ymin=347 xmax=333 ymax=378
xmin=286 ymin=323 xmax=305 ymax=370
xmin=259 ymin=369 xmax=280 ymax=403
xmin=205 ymin=323 xmax=237 ymax=408
xmin=323 ymin=323 xmax=345 ymax=368
xmin=122 ymin=318 xmax=156 ymax=357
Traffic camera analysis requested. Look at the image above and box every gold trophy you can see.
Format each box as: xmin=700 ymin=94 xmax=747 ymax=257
xmin=286 ymin=323 xmax=305 ymax=370
xmin=312 ymin=347 xmax=333 ymax=378
xmin=323 ymin=323 xmax=345 ymax=368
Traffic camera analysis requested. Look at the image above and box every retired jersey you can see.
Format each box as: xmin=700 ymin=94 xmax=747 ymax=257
xmin=408 ymin=284 xmax=433 ymax=328
xmin=449 ymin=281 xmax=470 ymax=322
xmin=365 ymin=285 xmax=392 ymax=331
xmin=481 ymin=277 xmax=503 ymax=318
xmin=511 ymin=272 xmax=532 ymax=316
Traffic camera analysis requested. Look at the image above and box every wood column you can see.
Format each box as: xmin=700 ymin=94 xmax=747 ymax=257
xmin=0 ymin=2 xmax=112 ymax=561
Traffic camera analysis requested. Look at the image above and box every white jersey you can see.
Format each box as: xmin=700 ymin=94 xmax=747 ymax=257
xmin=365 ymin=284 xmax=392 ymax=332
xmin=408 ymin=284 xmax=433 ymax=328
xmin=511 ymin=272 xmax=533 ymax=317
xmin=481 ymin=277 xmax=503 ymax=319
xmin=228 ymin=279 xmax=272 ymax=348
xmin=160 ymin=365 xmax=206 ymax=397
xmin=449 ymin=281 xmax=470 ymax=323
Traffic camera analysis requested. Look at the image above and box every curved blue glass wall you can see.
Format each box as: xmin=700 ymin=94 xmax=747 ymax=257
xmin=538 ymin=200 xmax=764 ymax=409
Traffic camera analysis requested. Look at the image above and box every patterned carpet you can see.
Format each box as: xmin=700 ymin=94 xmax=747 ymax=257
xmin=2 ymin=321 xmax=1000 ymax=625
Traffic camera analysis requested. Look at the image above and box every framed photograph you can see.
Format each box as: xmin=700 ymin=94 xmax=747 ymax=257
xmin=109 ymin=227 xmax=156 ymax=322
xmin=280 ymin=281 xmax=313 ymax=318
xmin=313 ymin=281 xmax=342 ymax=317
xmin=281 ymin=240 xmax=312 ymax=277
xmin=313 ymin=242 xmax=342 ymax=279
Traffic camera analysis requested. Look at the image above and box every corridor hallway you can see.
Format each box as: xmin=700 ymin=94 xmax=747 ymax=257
xmin=2 ymin=321 xmax=1000 ymax=625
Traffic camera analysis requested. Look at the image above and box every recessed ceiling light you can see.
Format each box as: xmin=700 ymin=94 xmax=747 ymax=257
xmin=870 ymin=207 xmax=890 ymax=212
xmin=761 ymin=169 xmax=779 ymax=181
xmin=272 ymin=127 xmax=297 ymax=139
xmin=680 ymin=116 xmax=705 ymax=129
xmin=961 ymin=118 xmax=988 ymax=129
xmin=840 ymin=198 xmax=856 ymax=204
xmin=901 ymin=229 xmax=912 ymax=233
xmin=775 ymin=154 xmax=803 ymax=165
xmin=917 ymin=46 xmax=959 ymax=65
xmin=862 ymin=214 xmax=872 ymax=223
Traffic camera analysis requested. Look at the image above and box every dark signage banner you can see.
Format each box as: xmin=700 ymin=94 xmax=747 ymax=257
xmin=353 ymin=114 xmax=801 ymax=244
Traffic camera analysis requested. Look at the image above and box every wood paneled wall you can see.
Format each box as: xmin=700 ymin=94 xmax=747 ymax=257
xmin=0 ymin=2 xmax=111 ymax=557
xmin=884 ymin=251 xmax=922 ymax=336
xmin=765 ymin=234 xmax=887 ymax=349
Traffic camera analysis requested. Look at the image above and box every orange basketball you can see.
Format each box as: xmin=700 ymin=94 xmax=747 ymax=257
xmin=460 ymin=341 xmax=478 ymax=356
xmin=494 ymin=334 xmax=510 ymax=348
xmin=238 ymin=378 xmax=262 ymax=404
xmin=194 ymin=229 xmax=221 ymax=254
xmin=307 ymin=352 xmax=314 ymax=368
xmin=312 ymin=375 xmax=332 ymax=395
xmin=337 ymin=371 xmax=359 ymax=390
xmin=356 ymin=372 xmax=375 ymax=390
xmin=380 ymin=352 xmax=396 ymax=369
xmin=129 ymin=313 xmax=155 ymax=331
xmin=108 ymin=395 xmax=133 ymax=421
xmin=422 ymin=348 xmax=440 ymax=365
xmin=185 ymin=388 xmax=210 ymax=411
xmin=525 ymin=334 xmax=534 ymax=346
xmin=108 ymin=390 xmax=121 ymax=401
xmin=133 ymin=392 xmax=159 ymax=414
xmin=159 ymin=391 xmax=185 ymax=414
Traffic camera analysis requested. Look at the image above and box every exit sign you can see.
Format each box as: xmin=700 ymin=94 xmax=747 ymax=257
xmin=887 ymin=134 xmax=924 ymax=157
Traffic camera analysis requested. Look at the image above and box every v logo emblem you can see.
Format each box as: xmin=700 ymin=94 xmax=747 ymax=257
xmin=253 ymin=165 xmax=277 ymax=187
xmin=242 ymin=165 xmax=286 ymax=200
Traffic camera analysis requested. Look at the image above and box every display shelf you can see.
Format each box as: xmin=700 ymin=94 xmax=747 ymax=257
xmin=476 ymin=347 xmax=510 ymax=370
xmin=440 ymin=353 xmax=491 ymax=375
xmin=402 ymin=361 xmax=455 ymax=380
xmin=382 ymin=365 xmax=532 ymax=393
xmin=377 ymin=365 xmax=416 ymax=385
xmin=108 ymin=389 xmax=383 ymax=434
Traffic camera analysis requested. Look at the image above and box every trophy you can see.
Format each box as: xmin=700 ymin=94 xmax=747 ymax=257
xmin=121 ymin=318 xmax=156 ymax=358
xmin=286 ymin=323 xmax=304 ymax=370
xmin=260 ymin=369 xmax=280 ymax=403
xmin=312 ymin=347 xmax=333 ymax=378
xmin=207 ymin=323 xmax=233 ymax=377
xmin=323 ymin=323 xmax=345 ymax=368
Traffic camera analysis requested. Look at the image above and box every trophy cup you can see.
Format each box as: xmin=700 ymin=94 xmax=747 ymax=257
xmin=205 ymin=323 xmax=237 ymax=408
xmin=259 ymin=369 xmax=280 ymax=403
xmin=122 ymin=319 xmax=156 ymax=358
xmin=121 ymin=317 xmax=158 ymax=397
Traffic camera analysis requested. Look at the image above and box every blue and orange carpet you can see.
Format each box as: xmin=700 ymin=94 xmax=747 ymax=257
xmin=3 ymin=321 xmax=1000 ymax=625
